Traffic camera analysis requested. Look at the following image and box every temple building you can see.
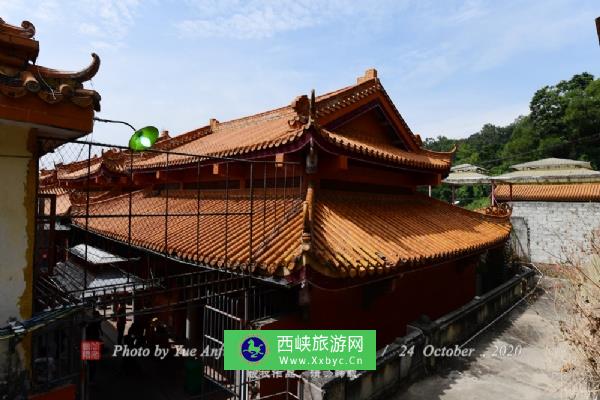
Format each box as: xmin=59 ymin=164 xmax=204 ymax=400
xmin=39 ymin=67 xmax=512 ymax=348
xmin=495 ymin=158 xmax=600 ymax=264
xmin=443 ymin=163 xmax=491 ymax=204
xmin=30 ymin=64 xmax=518 ymax=397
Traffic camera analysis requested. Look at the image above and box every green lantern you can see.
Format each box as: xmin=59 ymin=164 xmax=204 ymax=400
xmin=129 ymin=126 xmax=159 ymax=151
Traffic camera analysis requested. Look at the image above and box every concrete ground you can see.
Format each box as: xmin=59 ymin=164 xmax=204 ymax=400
xmin=393 ymin=277 xmax=590 ymax=400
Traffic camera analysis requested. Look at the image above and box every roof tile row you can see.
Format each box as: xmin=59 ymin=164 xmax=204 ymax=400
xmin=495 ymin=183 xmax=600 ymax=202
xmin=70 ymin=187 xmax=511 ymax=279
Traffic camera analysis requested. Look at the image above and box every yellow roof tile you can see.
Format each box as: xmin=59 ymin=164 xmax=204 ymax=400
xmin=311 ymin=191 xmax=511 ymax=278
xmin=495 ymin=183 xmax=600 ymax=201
xmin=71 ymin=187 xmax=510 ymax=279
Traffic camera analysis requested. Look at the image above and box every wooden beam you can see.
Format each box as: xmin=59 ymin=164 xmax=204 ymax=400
xmin=275 ymin=153 xmax=285 ymax=168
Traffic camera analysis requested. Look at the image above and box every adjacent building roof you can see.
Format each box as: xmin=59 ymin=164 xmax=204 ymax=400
xmin=39 ymin=185 xmax=72 ymax=215
xmin=493 ymin=157 xmax=600 ymax=183
xmin=69 ymin=244 xmax=130 ymax=264
xmin=495 ymin=183 xmax=600 ymax=202
xmin=451 ymin=164 xmax=488 ymax=173
xmin=510 ymin=158 xmax=592 ymax=170
xmin=0 ymin=18 xmax=101 ymax=135
xmin=130 ymin=70 xmax=454 ymax=173
xmin=51 ymin=260 xmax=146 ymax=298
xmin=70 ymin=187 xmax=511 ymax=279
xmin=443 ymin=163 xmax=490 ymax=185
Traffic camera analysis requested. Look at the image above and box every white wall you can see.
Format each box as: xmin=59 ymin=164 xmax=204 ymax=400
xmin=0 ymin=126 xmax=33 ymax=324
xmin=0 ymin=125 xmax=34 ymax=384
xmin=510 ymin=201 xmax=600 ymax=265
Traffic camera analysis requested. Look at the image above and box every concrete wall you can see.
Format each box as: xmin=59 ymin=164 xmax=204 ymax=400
xmin=0 ymin=125 xmax=34 ymax=323
xmin=510 ymin=201 xmax=600 ymax=264
xmin=0 ymin=124 xmax=35 ymax=385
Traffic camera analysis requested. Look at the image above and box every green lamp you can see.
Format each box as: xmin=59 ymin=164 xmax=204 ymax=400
xmin=128 ymin=126 xmax=159 ymax=151
xmin=92 ymin=118 xmax=159 ymax=151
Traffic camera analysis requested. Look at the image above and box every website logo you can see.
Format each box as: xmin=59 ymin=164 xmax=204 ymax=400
xmin=225 ymin=330 xmax=376 ymax=370
xmin=241 ymin=336 xmax=266 ymax=362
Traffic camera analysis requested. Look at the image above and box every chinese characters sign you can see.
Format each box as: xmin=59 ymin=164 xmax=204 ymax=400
xmin=81 ymin=341 xmax=102 ymax=360
xmin=224 ymin=330 xmax=375 ymax=370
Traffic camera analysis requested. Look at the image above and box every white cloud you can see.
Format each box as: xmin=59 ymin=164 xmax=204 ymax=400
xmin=178 ymin=0 xmax=325 ymax=39
xmin=32 ymin=0 xmax=61 ymax=21
xmin=4 ymin=0 xmax=142 ymax=48
xmin=386 ymin=0 xmax=596 ymax=93
xmin=177 ymin=0 xmax=411 ymax=39
xmin=446 ymin=0 xmax=488 ymax=24
xmin=3 ymin=0 xmax=595 ymax=146
xmin=472 ymin=7 xmax=590 ymax=71
xmin=79 ymin=22 xmax=101 ymax=36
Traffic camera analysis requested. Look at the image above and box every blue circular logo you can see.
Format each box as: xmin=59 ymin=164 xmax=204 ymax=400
xmin=241 ymin=336 xmax=266 ymax=362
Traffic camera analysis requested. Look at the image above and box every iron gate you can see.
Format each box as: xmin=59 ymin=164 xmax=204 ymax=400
xmin=202 ymin=290 xmax=245 ymax=398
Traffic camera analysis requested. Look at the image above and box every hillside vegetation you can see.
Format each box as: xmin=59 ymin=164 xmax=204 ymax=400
xmin=424 ymin=73 xmax=600 ymax=208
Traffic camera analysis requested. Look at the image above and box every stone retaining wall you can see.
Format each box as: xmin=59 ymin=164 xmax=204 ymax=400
xmin=510 ymin=201 xmax=600 ymax=264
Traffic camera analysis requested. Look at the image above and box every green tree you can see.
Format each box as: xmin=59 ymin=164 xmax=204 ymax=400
xmin=422 ymin=72 xmax=600 ymax=208
xmin=564 ymin=79 xmax=600 ymax=168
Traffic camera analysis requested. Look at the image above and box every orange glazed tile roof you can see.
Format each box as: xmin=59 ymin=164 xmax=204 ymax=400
xmin=320 ymin=128 xmax=450 ymax=170
xmin=54 ymin=148 xmax=131 ymax=181
xmin=39 ymin=186 xmax=72 ymax=215
xmin=45 ymin=134 xmax=176 ymax=182
xmin=311 ymin=191 xmax=511 ymax=278
xmin=70 ymin=187 xmax=511 ymax=279
xmin=132 ymin=71 xmax=453 ymax=172
xmin=133 ymin=106 xmax=301 ymax=169
xmin=495 ymin=183 xmax=600 ymax=202
xmin=71 ymin=189 xmax=305 ymax=276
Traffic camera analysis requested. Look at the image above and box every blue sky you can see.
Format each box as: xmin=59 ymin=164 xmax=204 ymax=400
xmin=3 ymin=0 xmax=599 ymax=145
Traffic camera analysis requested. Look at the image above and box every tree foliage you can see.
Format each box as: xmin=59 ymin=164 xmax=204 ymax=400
xmin=424 ymin=73 xmax=600 ymax=207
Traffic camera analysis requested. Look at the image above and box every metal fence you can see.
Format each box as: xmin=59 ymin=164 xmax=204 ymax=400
xmin=35 ymin=138 xmax=302 ymax=313
xmin=33 ymin=138 xmax=304 ymax=399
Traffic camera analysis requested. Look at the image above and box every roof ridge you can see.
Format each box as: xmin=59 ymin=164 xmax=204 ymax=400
xmin=170 ymin=79 xmax=371 ymax=141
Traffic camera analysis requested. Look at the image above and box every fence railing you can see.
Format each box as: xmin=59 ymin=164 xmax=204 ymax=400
xmin=35 ymin=138 xmax=302 ymax=314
